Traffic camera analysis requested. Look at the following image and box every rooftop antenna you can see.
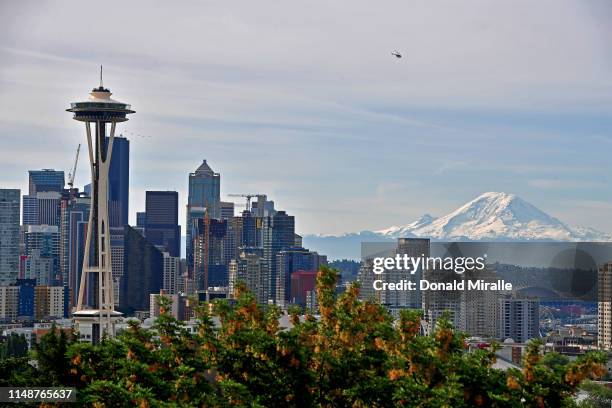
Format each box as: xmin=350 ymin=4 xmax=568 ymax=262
xmin=99 ymin=65 xmax=103 ymax=88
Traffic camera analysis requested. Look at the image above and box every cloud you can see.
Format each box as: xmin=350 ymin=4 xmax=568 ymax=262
xmin=1 ymin=0 xmax=612 ymax=235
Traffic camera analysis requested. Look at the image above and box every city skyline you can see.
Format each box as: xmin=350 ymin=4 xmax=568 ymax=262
xmin=2 ymin=1 xmax=612 ymax=236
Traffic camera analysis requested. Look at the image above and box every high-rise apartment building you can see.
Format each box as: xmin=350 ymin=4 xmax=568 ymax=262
xmin=497 ymin=296 xmax=540 ymax=343
xmin=145 ymin=191 xmax=180 ymax=257
xmin=228 ymin=248 xmax=267 ymax=303
xmin=186 ymin=160 xmax=220 ymax=271
xmin=598 ymin=262 xmax=612 ymax=350
xmin=163 ymin=252 xmax=180 ymax=295
xmin=422 ymin=244 xmax=462 ymax=330
xmin=34 ymin=286 xmax=68 ymax=319
xmin=0 ymin=189 xmax=20 ymax=285
xmin=0 ymin=286 xmax=19 ymax=319
xmin=458 ymin=267 xmax=500 ymax=339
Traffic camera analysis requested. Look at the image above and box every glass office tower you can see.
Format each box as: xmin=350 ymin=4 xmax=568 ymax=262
xmin=186 ymin=160 xmax=220 ymax=271
xmin=145 ymin=191 xmax=181 ymax=257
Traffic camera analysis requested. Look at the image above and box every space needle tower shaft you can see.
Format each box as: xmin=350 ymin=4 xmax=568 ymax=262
xmin=67 ymin=67 xmax=134 ymax=342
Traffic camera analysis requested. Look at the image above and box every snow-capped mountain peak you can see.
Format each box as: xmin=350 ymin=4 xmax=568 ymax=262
xmin=380 ymin=192 xmax=608 ymax=241
xmin=377 ymin=213 xmax=434 ymax=236
xmin=304 ymin=192 xmax=612 ymax=260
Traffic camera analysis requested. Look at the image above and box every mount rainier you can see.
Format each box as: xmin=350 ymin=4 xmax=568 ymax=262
xmin=303 ymin=192 xmax=612 ymax=260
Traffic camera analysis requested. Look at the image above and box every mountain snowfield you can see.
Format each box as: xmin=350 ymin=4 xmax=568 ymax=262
xmin=303 ymin=192 xmax=612 ymax=260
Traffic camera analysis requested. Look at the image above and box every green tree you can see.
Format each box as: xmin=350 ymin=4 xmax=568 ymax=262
xmin=33 ymin=324 xmax=72 ymax=385
xmin=0 ymin=332 xmax=28 ymax=359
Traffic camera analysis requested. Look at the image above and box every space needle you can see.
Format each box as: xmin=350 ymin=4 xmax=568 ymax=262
xmin=67 ymin=67 xmax=134 ymax=343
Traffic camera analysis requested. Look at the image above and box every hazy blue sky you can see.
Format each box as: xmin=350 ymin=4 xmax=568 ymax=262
xmin=1 ymin=0 xmax=612 ymax=235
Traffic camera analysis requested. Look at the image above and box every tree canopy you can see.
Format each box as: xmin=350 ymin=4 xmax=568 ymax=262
xmin=0 ymin=266 xmax=608 ymax=407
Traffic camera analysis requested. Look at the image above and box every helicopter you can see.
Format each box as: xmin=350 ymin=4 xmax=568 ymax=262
xmin=391 ymin=50 xmax=402 ymax=59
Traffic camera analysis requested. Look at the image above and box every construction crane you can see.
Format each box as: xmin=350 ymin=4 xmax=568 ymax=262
xmin=227 ymin=193 xmax=265 ymax=212
xmin=67 ymin=143 xmax=81 ymax=189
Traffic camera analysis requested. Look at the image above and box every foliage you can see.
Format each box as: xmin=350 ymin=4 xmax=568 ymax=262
xmin=578 ymin=380 xmax=612 ymax=408
xmin=32 ymin=325 xmax=71 ymax=385
xmin=540 ymin=351 xmax=570 ymax=372
xmin=0 ymin=332 xmax=28 ymax=359
xmin=2 ymin=266 xmax=608 ymax=407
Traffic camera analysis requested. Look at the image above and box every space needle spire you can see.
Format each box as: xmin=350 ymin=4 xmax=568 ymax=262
xmin=67 ymin=69 xmax=135 ymax=343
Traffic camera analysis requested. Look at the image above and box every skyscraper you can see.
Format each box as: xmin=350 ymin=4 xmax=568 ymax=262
xmin=192 ymin=217 xmax=227 ymax=289
xmin=84 ymin=136 xmax=130 ymax=227
xmin=60 ymin=193 xmax=90 ymax=307
xmin=262 ymin=210 xmax=295 ymax=304
xmin=120 ymin=225 xmax=164 ymax=314
xmin=22 ymin=195 xmax=38 ymax=226
xmin=24 ymin=225 xmax=60 ymax=286
xmin=163 ymin=252 xmax=180 ymax=295
xmin=186 ymin=160 xmax=220 ymax=271
xmin=106 ymin=135 xmax=129 ymax=228
xmin=35 ymin=191 xmax=62 ymax=226
xmin=22 ymin=191 xmax=62 ymax=227
xmin=110 ymin=228 xmax=125 ymax=308
xmin=28 ymin=169 xmax=65 ymax=195
xmin=145 ymin=191 xmax=180 ymax=257
xmin=23 ymin=170 xmax=64 ymax=227
xmin=0 ymin=189 xmax=20 ymax=286
xmin=239 ymin=210 xmax=261 ymax=248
